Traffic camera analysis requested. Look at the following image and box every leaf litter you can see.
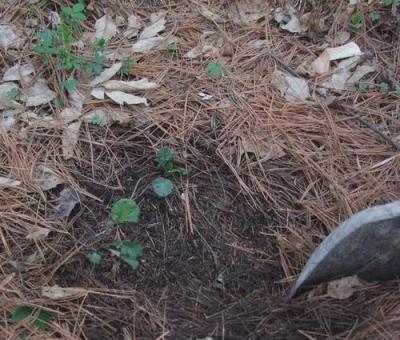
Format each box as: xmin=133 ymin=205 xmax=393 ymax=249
xmin=3 ymin=63 xmax=35 ymax=81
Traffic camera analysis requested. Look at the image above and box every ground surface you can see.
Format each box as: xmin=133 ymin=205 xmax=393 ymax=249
xmin=1 ymin=0 xmax=400 ymax=339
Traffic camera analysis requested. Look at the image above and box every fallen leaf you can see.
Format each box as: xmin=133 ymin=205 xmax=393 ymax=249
xmin=90 ymin=62 xmax=122 ymax=86
xmin=331 ymin=31 xmax=350 ymax=45
xmin=20 ymin=111 xmax=59 ymax=128
xmin=131 ymin=36 xmax=164 ymax=53
xmin=91 ymin=88 xmax=105 ymax=99
xmin=0 ymin=176 xmax=21 ymax=188
xmin=228 ymin=0 xmax=268 ymax=25
xmin=199 ymin=6 xmax=226 ymax=23
xmin=312 ymin=42 xmax=362 ymax=74
xmin=184 ymin=31 xmax=224 ymax=59
xmin=103 ymin=78 xmax=158 ymax=91
xmin=274 ymin=6 xmax=307 ymax=33
xmin=62 ymin=121 xmax=82 ymax=159
xmin=23 ymin=79 xmax=56 ymax=107
xmin=68 ymin=88 xmax=85 ymax=110
xmin=240 ymin=133 xmax=286 ymax=161
xmin=106 ymin=91 xmax=148 ymax=106
xmin=0 ymin=83 xmax=22 ymax=110
xmin=53 ymin=187 xmax=81 ymax=218
xmin=272 ymin=70 xmax=310 ymax=102
xmin=247 ymin=39 xmax=266 ymax=49
xmin=0 ymin=110 xmax=17 ymax=131
xmin=26 ymin=226 xmax=51 ymax=240
xmin=94 ymin=15 xmax=117 ymax=40
xmin=83 ymin=108 xmax=132 ymax=125
xmin=125 ymin=14 xmax=142 ymax=38
xmin=198 ymin=92 xmax=213 ymax=100
xmin=281 ymin=16 xmax=307 ymax=33
xmin=346 ymin=63 xmax=376 ymax=88
xmin=139 ymin=12 xmax=165 ymax=39
xmin=327 ymin=276 xmax=364 ymax=300
xmin=0 ymin=24 xmax=22 ymax=50
xmin=34 ymin=165 xmax=64 ymax=191
xmin=3 ymin=63 xmax=35 ymax=81
xmin=41 ymin=285 xmax=83 ymax=300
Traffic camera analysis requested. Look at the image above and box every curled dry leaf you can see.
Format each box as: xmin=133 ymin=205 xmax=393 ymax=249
xmin=42 ymin=285 xmax=84 ymax=300
xmin=90 ymin=62 xmax=122 ymax=86
xmin=3 ymin=63 xmax=35 ymax=81
xmin=184 ymin=31 xmax=224 ymax=59
xmin=23 ymin=79 xmax=56 ymax=107
xmin=26 ymin=226 xmax=51 ymax=241
xmin=327 ymin=275 xmax=364 ymax=300
xmin=0 ymin=24 xmax=22 ymax=50
xmin=131 ymin=36 xmax=164 ymax=53
xmin=103 ymin=78 xmax=158 ymax=92
xmin=199 ymin=6 xmax=226 ymax=23
xmin=106 ymin=91 xmax=148 ymax=106
xmin=0 ymin=83 xmax=22 ymax=110
xmin=94 ymin=15 xmax=117 ymax=40
xmin=274 ymin=6 xmax=307 ymax=33
xmin=62 ymin=121 xmax=81 ymax=160
xmin=272 ymin=70 xmax=310 ymax=102
xmin=53 ymin=187 xmax=81 ymax=218
xmin=0 ymin=176 xmax=21 ymax=188
xmin=240 ymin=133 xmax=286 ymax=161
xmin=139 ymin=12 xmax=165 ymax=39
xmin=91 ymin=88 xmax=105 ymax=99
xmin=312 ymin=42 xmax=362 ymax=74
xmin=228 ymin=0 xmax=268 ymax=25
xmin=84 ymin=108 xmax=132 ymax=125
xmin=0 ymin=110 xmax=17 ymax=131
xmin=125 ymin=14 xmax=142 ymax=38
xmin=34 ymin=165 xmax=64 ymax=191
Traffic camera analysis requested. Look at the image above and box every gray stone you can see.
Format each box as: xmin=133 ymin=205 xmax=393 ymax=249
xmin=289 ymin=201 xmax=400 ymax=298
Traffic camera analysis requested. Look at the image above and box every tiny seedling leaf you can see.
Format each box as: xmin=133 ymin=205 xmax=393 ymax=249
xmin=33 ymin=309 xmax=53 ymax=331
xmin=380 ymin=82 xmax=390 ymax=93
xmin=11 ymin=305 xmax=34 ymax=323
xmin=6 ymin=87 xmax=18 ymax=100
xmin=384 ymin=0 xmax=394 ymax=6
xmin=90 ymin=113 xmax=104 ymax=125
xmin=152 ymin=177 xmax=174 ymax=197
xmin=359 ymin=82 xmax=369 ymax=93
xmin=156 ymin=148 xmax=173 ymax=169
xmin=86 ymin=251 xmax=102 ymax=265
xmin=61 ymin=79 xmax=78 ymax=92
xmin=206 ymin=62 xmax=226 ymax=79
xmin=350 ymin=12 xmax=364 ymax=30
xmin=108 ymin=199 xmax=140 ymax=227
xmin=117 ymin=241 xmax=142 ymax=270
xmin=368 ymin=11 xmax=380 ymax=23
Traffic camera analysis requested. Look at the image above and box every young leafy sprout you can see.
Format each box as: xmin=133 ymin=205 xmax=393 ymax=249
xmin=152 ymin=177 xmax=174 ymax=197
xmin=350 ymin=11 xmax=364 ymax=30
xmin=206 ymin=62 xmax=226 ymax=79
xmin=107 ymin=198 xmax=140 ymax=227
xmin=86 ymin=250 xmax=102 ymax=265
xmin=156 ymin=148 xmax=188 ymax=175
xmin=11 ymin=305 xmax=53 ymax=331
xmin=116 ymin=241 xmax=142 ymax=270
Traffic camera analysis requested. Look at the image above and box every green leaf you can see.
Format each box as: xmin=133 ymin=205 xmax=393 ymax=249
xmin=117 ymin=241 xmax=142 ymax=270
xmin=350 ymin=12 xmax=364 ymax=30
xmin=11 ymin=305 xmax=34 ymax=323
xmin=90 ymin=114 xmax=104 ymax=125
xmin=156 ymin=148 xmax=173 ymax=169
xmin=167 ymin=42 xmax=177 ymax=59
xmin=108 ymin=199 xmax=140 ymax=227
xmin=86 ymin=251 xmax=102 ymax=265
xmin=368 ymin=11 xmax=380 ymax=23
xmin=206 ymin=62 xmax=226 ymax=79
xmin=152 ymin=177 xmax=174 ymax=197
xmin=396 ymin=84 xmax=400 ymax=93
xmin=61 ymin=79 xmax=78 ymax=91
xmin=72 ymin=3 xmax=85 ymax=13
xmin=6 ymin=87 xmax=18 ymax=100
xmin=119 ymin=57 xmax=134 ymax=76
xmin=166 ymin=167 xmax=188 ymax=176
xmin=33 ymin=309 xmax=53 ymax=331
xmin=359 ymin=82 xmax=369 ymax=93
xmin=384 ymin=0 xmax=394 ymax=6
xmin=380 ymin=81 xmax=390 ymax=93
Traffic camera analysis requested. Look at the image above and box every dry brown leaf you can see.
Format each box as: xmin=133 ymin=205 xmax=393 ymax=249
xmin=272 ymin=70 xmax=310 ymax=102
xmin=131 ymin=36 xmax=164 ymax=53
xmin=23 ymin=79 xmax=56 ymax=107
xmin=327 ymin=276 xmax=364 ymax=300
xmin=42 ymin=285 xmax=84 ymax=300
xmin=0 ymin=83 xmax=22 ymax=110
xmin=240 ymin=134 xmax=286 ymax=161
xmin=3 ymin=63 xmax=35 ymax=81
xmin=84 ymin=108 xmax=132 ymax=125
xmin=125 ymin=14 xmax=142 ymax=38
xmin=139 ymin=12 xmax=165 ymax=39
xmin=228 ymin=0 xmax=268 ymax=25
xmin=91 ymin=88 xmax=105 ymax=99
xmin=90 ymin=62 xmax=122 ymax=86
xmin=53 ymin=187 xmax=81 ymax=218
xmin=94 ymin=15 xmax=117 ymax=40
xmin=184 ymin=31 xmax=224 ymax=59
xmin=199 ymin=6 xmax=226 ymax=23
xmin=62 ymin=121 xmax=81 ymax=159
xmin=0 ymin=24 xmax=22 ymax=50
xmin=0 ymin=176 xmax=21 ymax=188
xmin=102 ymin=78 xmax=158 ymax=91
xmin=105 ymin=91 xmax=148 ymax=106
xmin=26 ymin=226 xmax=51 ymax=240
xmin=274 ymin=6 xmax=307 ymax=33
xmin=34 ymin=165 xmax=64 ymax=191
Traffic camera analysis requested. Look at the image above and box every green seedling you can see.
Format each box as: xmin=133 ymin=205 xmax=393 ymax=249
xmin=167 ymin=42 xmax=178 ymax=59
xmin=61 ymin=79 xmax=78 ymax=92
xmin=359 ymin=82 xmax=369 ymax=93
xmin=384 ymin=0 xmax=398 ymax=6
xmin=156 ymin=148 xmax=188 ymax=175
xmin=86 ymin=251 xmax=102 ymax=265
xmin=60 ymin=2 xmax=86 ymax=30
xmin=11 ymin=305 xmax=53 ymax=331
xmin=90 ymin=113 xmax=104 ymax=125
xmin=152 ymin=177 xmax=174 ymax=197
xmin=107 ymin=198 xmax=140 ymax=227
xmin=380 ymin=81 xmax=390 ymax=93
xmin=6 ymin=88 xmax=18 ymax=100
xmin=116 ymin=241 xmax=142 ymax=270
xmin=206 ymin=62 xmax=226 ymax=79
xmin=368 ymin=11 xmax=380 ymax=23
xmin=119 ymin=57 xmax=134 ymax=76
xmin=85 ymin=38 xmax=107 ymax=75
xmin=350 ymin=12 xmax=364 ymax=29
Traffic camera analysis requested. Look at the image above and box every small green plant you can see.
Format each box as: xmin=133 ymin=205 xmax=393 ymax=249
xmin=380 ymin=81 xmax=390 ymax=93
xmin=156 ymin=148 xmax=188 ymax=175
xmin=11 ymin=305 xmax=53 ymax=331
xmin=61 ymin=79 xmax=78 ymax=92
xmin=206 ymin=62 xmax=226 ymax=79
xmin=60 ymin=2 xmax=86 ymax=30
xmin=90 ymin=113 xmax=104 ymax=125
xmin=384 ymin=0 xmax=398 ymax=6
xmin=86 ymin=251 xmax=102 ymax=265
xmin=350 ymin=11 xmax=364 ymax=29
xmin=84 ymin=38 xmax=106 ymax=75
xmin=107 ymin=198 xmax=140 ymax=227
xmin=167 ymin=42 xmax=178 ymax=59
xmin=396 ymin=84 xmax=400 ymax=93
xmin=359 ymin=82 xmax=369 ymax=93
xmin=116 ymin=241 xmax=142 ymax=270
xmin=6 ymin=87 xmax=18 ymax=100
xmin=119 ymin=57 xmax=134 ymax=77
xmin=368 ymin=11 xmax=380 ymax=23
xmin=152 ymin=177 xmax=174 ymax=197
